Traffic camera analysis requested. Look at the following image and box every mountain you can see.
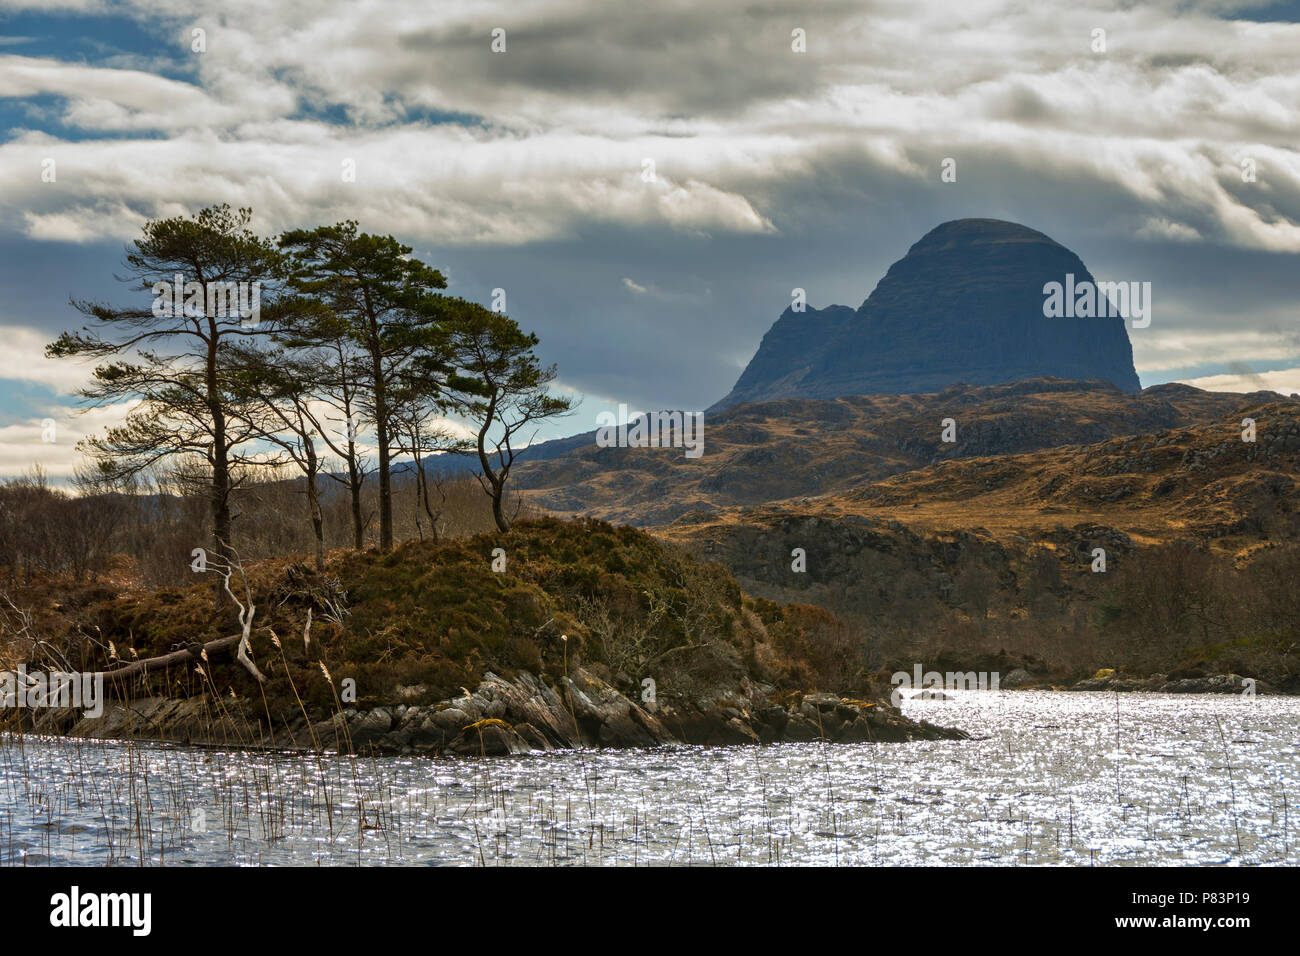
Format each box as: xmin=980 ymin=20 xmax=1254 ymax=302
xmin=712 ymin=218 xmax=1141 ymax=410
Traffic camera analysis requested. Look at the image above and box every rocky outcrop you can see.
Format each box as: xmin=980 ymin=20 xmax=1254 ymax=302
xmin=667 ymin=510 xmax=1007 ymax=615
xmin=25 ymin=666 xmax=966 ymax=756
xmin=713 ymin=218 xmax=1141 ymax=410
xmin=1069 ymin=672 xmax=1272 ymax=694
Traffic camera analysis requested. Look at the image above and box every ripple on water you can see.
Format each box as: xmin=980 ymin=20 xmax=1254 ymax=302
xmin=0 ymin=690 xmax=1296 ymax=865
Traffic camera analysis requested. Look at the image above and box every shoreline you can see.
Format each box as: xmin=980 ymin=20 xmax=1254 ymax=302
xmin=11 ymin=666 xmax=967 ymax=758
xmin=9 ymin=672 xmax=1284 ymax=760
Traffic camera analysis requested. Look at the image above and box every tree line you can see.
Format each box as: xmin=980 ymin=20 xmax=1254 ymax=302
xmin=43 ymin=205 xmax=573 ymax=599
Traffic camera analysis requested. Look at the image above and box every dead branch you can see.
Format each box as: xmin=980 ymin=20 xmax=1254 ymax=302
xmin=102 ymin=632 xmax=243 ymax=687
xmin=218 ymin=560 xmax=267 ymax=684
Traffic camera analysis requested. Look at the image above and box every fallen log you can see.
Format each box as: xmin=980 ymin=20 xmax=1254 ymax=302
xmin=101 ymin=632 xmax=242 ymax=688
xmin=100 ymin=561 xmax=268 ymax=689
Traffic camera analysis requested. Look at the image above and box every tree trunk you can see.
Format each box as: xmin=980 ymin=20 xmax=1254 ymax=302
xmin=412 ymin=454 xmax=425 ymax=542
xmin=476 ymin=398 xmax=511 ymax=534
xmin=207 ymin=318 xmax=231 ymax=610
xmin=374 ymin=369 xmax=392 ymax=551
xmin=103 ymin=632 xmax=242 ymax=689
xmin=306 ymin=472 xmax=325 ymax=572
xmin=364 ymin=300 xmax=393 ymax=552
xmin=346 ymin=445 xmax=364 ymax=549
xmin=491 ymin=489 xmax=509 ymax=533
xmin=419 ymin=464 xmax=441 ymax=544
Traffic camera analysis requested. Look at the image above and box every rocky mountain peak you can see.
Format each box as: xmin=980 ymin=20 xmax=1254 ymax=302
xmin=712 ymin=218 xmax=1141 ymax=410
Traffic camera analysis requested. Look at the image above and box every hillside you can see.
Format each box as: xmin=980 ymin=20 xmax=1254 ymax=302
xmin=6 ymin=518 xmax=961 ymax=752
xmin=843 ymin=399 xmax=1300 ymax=542
xmin=514 ymin=378 xmax=1286 ymax=526
xmin=656 ymin=402 xmax=1300 ymax=690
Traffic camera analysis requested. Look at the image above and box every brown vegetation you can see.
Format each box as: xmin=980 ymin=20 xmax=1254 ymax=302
xmin=2 ymin=515 xmax=892 ymax=732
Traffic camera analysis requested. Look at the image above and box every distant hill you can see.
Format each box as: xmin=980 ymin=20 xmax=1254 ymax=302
xmin=650 ymin=396 xmax=1300 ymax=693
xmin=512 ymin=378 xmax=1285 ymax=526
xmin=662 ymin=395 xmax=1300 ymax=547
xmin=712 ymin=218 xmax=1141 ymax=410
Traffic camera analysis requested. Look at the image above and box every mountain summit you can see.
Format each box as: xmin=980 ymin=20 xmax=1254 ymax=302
xmin=713 ymin=218 xmax=1141 ymax=409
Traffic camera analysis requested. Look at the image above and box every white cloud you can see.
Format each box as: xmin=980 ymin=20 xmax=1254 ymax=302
xmin=0 ymin=401 xmax=137 ymax=480
xmin=1132 ymin=329 xmax=1299 ymax=373
xmin=1136 ymin=217 xmax=1202 ymax=242
xmin=0 ymin=0 xmax=1295 ymax=251
xmin=1181 ymin=366 xmax=1300 ymax=395
xmin=1 ymin=126 xmax=777 ymax=244
xmin=0 ymin=325 xmax=99 ymax=393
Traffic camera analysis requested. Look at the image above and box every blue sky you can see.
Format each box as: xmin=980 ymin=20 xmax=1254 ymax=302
xmin=2 ymin=0 xmax=1299 ymax=479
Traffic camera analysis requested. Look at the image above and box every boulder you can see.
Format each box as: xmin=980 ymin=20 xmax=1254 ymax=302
xmin=442 ymin=719 xmax=532 ymax=757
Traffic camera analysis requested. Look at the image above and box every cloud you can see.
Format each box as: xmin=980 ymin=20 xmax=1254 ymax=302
xmin=1 ymin=124 xmax=778 ymax=244
xmin=0 ymin=0 xmax=1295 ymax=253
xmin=1181 ymin=366 xmax=1300 ymax=395
xmin=2 ymin=0 xmax=1300 ymax=425
xmin=0 ymin=324 xmax=99 ymax=393
xmin=1136 ymin=217 xmax=1202 ymax=242
xmin=0 ymin=401 xmax=136 ymax=480
xmin=1132 ymin=329 xmax=1300 ymax=373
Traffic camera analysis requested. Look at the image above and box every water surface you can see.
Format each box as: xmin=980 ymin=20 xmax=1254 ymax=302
xmin=1 ymin=690 xmax=1295 ymax=865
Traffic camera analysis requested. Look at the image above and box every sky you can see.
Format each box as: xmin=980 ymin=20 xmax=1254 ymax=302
xmin=1 ymin=0 xmax=1299 ymax=479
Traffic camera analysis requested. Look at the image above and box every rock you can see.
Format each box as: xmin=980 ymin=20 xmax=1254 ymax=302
xmin=443 ymin=719 xmax=532 ymax=757
xmin=348 ymin=707 xmax=394 ymax=749
xmin=377 ymin=728 xmax=413 ymax=752
xmin=800 ymin=692 xmax=841 ymax=712
xmin=42 ymin=666 xmax=968 ymax=755
xmin=562 ymin=668 xmax=673 ymax=747
xmin=834 ymin=701 xmax=863 ymax=722
xmin=513 ymin=722 xmax=554 ymax=751
xmin=427 ymin=706 xmax=477 ymax=735
xmin=779 ymin=713 xmax=824 ymax=742
xmin=1160 ymin=674 xmax=1268 ymax=695
xmin=757 ymin=705 xmax=789 ymax=734
xmin=725 ymin=717 xmax=761 ymax=744
xmin=473 ymin=671 xmax=577 ymax=747
xmin=837 ymin=717 xmax=876 ymax=743
xmin=1002 ymin=668 xmax=1032 ymax=688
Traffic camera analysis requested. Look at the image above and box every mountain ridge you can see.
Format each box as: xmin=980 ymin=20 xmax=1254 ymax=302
xmin=513 ymin=378 xmax=1294 ymax=526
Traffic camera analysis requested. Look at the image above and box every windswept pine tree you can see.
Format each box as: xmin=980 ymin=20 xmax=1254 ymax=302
xmin=277 ymin=222 xmax=463 ymax=552
xmin=46 ymin=205 xmax=288 ymax=606
xmin=450 ymin=305 xmax=575 ymax=532
xmin=47 ymin=207 xmax=573 ymax=600
xmin=276 ymin=222 xmax=573 ymax=544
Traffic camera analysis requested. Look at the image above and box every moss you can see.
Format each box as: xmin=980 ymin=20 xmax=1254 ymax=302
xmin=463 ymin=718 xmax=512 ymax=732
xmin=46 ymin=516 xmax=869 ymax=726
